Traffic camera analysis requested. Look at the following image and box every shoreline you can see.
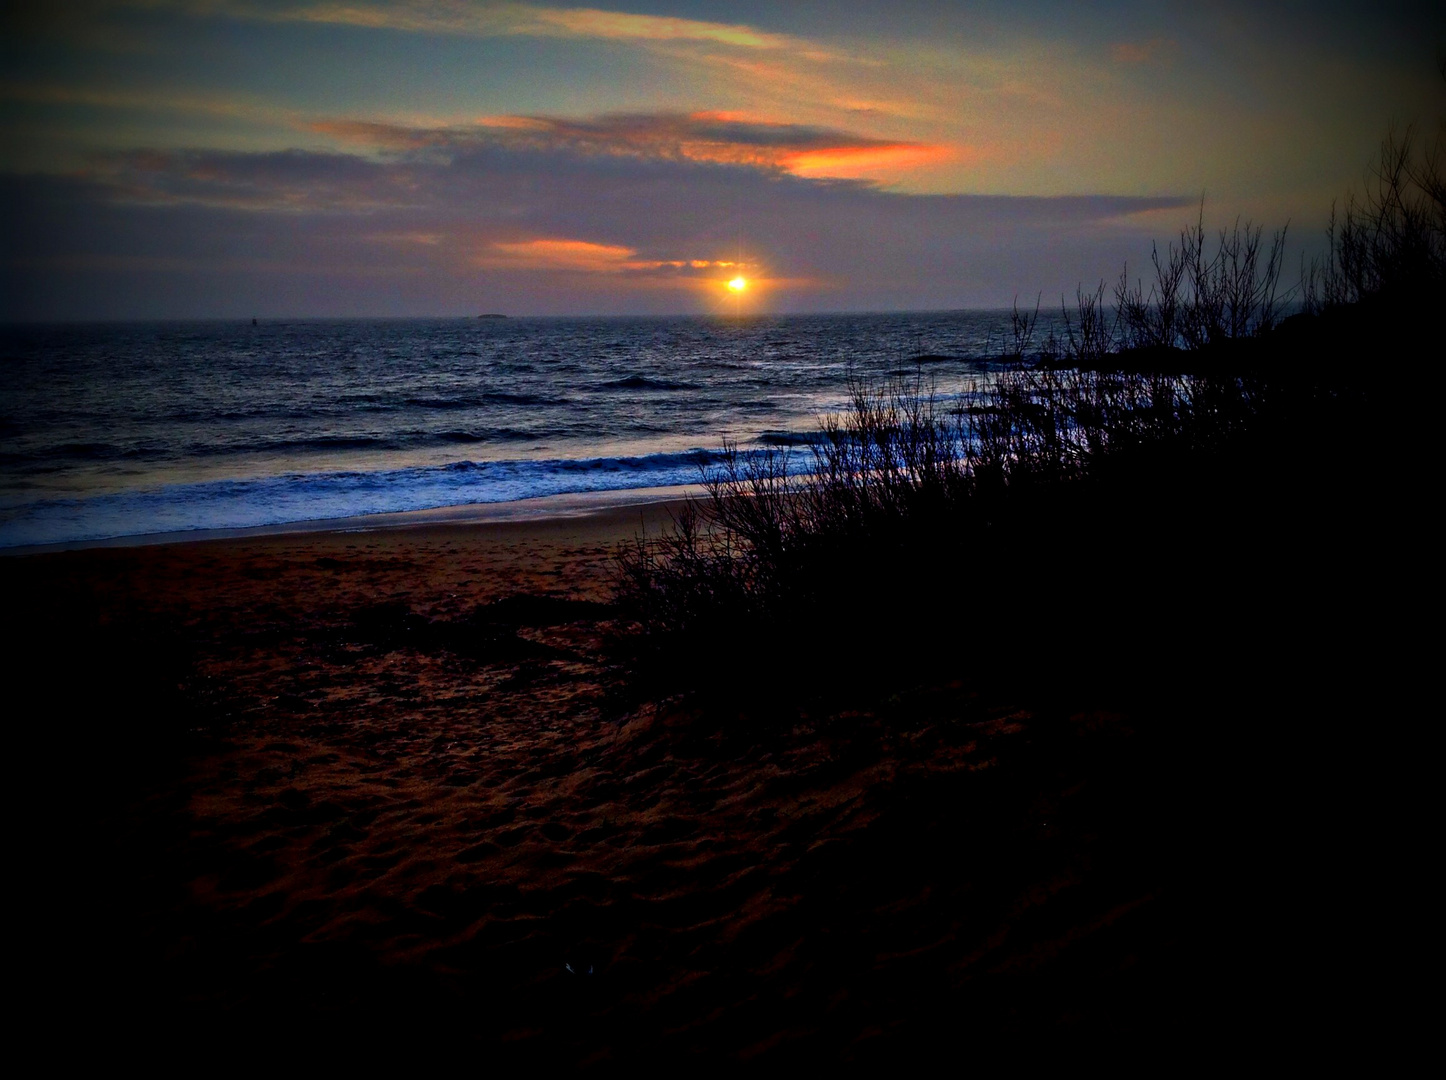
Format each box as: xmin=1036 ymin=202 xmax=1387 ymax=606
xmin=0 ymin=482 xmax=703 ymax=557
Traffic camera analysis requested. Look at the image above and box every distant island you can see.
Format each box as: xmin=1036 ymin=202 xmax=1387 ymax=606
xmin=476 ymin=313 xmax=508 ymax=319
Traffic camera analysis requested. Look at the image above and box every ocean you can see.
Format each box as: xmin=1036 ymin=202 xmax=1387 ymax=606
xmin=0 ymin=311 xmax=1043 ymax=549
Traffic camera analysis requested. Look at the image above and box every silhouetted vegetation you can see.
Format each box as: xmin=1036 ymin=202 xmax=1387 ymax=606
xmin=987 ymin=201 xmax=1291 ymax=377
xmin=614 ymin=361 xmax=1323 ymax=700
xmin=1303 ymin=121 xmax=1445 ymax=314
xmin=614 ymin=93 xmax=1439 ymax=707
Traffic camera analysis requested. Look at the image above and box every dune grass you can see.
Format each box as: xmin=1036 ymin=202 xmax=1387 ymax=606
xmin=613 ymin=362 xmax=1293 ymax=699
xmin=613 ymin=106 xmax=1440 ymax=705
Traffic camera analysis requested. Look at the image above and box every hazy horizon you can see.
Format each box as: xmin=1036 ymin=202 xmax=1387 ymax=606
xmin=4 ymin=303 xmax=1111 ymax=325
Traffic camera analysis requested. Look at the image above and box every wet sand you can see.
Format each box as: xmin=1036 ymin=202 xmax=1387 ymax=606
xmin=7 ymin=501 xmax=1235 ymax=1065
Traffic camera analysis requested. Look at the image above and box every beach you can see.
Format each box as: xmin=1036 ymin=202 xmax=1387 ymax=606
xmin=6 ymin=500 xmax=1222 ymax=1065
xmin=6 ymin=3 xmax=1437 ymax=1065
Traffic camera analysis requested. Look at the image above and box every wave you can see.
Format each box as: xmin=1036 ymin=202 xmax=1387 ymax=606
xmin=51 ymin=441 xmax=125 ymax=460
xmin=756 ymin=430 xmax=828 ymax=447
xmin=0 ymin=447 xmax=754 ymax=548
xmin=146 ymin=391 xmax=561 ymax=424
xmin=435 ymin=428 xmax=536 ymax=444
xmin=3 ymin=426 xmax=555 ymax=466
xmin=402 ymin=391 xmax=559 ymax=409
xmin=598 ymin=375 xmax=697 ymax=391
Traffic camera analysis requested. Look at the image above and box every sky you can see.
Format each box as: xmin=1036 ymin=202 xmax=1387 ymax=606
xmin=2 ymin=1 xmax=1441 ymax=319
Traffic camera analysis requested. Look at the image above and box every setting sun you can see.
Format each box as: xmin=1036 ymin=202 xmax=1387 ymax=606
xmin=727 ymin=276 xmax=747 ymax=292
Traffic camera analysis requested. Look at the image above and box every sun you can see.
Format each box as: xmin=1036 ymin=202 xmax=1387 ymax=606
xmin=727 ymin=276 xmax=747 ymax=292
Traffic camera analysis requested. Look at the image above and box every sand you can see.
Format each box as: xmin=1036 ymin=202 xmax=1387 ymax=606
xmin=5 ymin=500 xmax=1254 ymax=1065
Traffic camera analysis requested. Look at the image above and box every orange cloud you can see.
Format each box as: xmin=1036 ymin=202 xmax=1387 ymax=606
xmin=484 ymin=239 xmax=647 ymax=272
xmin=477 ymin=240 xmax=760 ymax=284
xmin=308 ymin=119 xmax=439 ymax=150
xmin=783 ymin=143 xmax=957 ymax=179
xmin=531 ymin=7 xmax=792 ymax=49
xmin=471 ymin=114 xmax=552 ymax=131
xmin=310 ymin=110 xmax=951 ymax=184
xmin=162 ymin=2 xmax=803 ymax=51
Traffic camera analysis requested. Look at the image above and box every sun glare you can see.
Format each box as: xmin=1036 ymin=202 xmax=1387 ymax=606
xmin=727 ymin=276 xmax=747 ymax=292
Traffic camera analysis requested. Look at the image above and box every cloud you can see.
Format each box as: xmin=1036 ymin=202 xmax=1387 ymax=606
xmin=127 ymin=1 xmax=806 ymax=51
xmin=309 ymin=111 xmax=950 ymax=182
xmin=0 ymin=75 xmax=952 ymax=186
xmin=76 ymin=146 xmax=414 ymax=211
xmin=784 ymin=143 xmax=961 ymax=180
xmin=523 ymin=5 xmax=793 ymax=49
xmin=484 ymin=238 xmax=652 ymax=272
xmin=2 ymin=136 xmax=1199 ymax=318
xmin=476 ymin=240 xmax=755 ymax=289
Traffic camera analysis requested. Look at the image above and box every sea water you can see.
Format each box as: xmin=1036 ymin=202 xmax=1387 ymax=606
xmin=0 ymin=312 xmax=1043 ymax=548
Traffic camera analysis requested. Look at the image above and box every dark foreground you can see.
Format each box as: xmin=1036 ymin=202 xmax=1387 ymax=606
xmin=4 ymin=493 xmax=1423 ymax=1067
